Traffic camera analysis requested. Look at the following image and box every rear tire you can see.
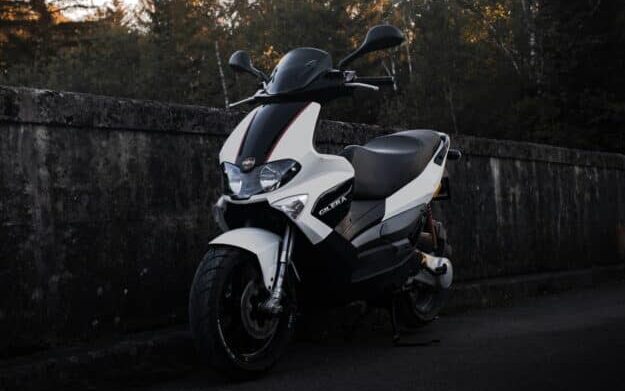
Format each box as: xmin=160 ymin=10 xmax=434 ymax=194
xmin=188 ymin=246 xmax=296 ymax=378
xmin=399 ymin=281 xmax=450 ymax=327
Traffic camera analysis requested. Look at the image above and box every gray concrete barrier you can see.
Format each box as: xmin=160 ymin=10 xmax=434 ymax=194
xmin=1 ymin=86 xmax=624 ymax=358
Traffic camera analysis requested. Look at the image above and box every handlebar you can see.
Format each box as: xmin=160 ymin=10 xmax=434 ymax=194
xmin=226 ymin=73 xmax=396 ymax=109
xmin=228 ymin=96 xmax=256 ymax=109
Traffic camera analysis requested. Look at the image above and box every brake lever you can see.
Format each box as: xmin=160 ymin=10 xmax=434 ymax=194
xmin=228 ymin=96 xmax=256 ymax=109
xmin=344 ymin=82 xmax=380 ymax=91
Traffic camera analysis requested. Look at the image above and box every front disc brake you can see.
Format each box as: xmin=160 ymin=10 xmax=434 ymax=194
xmin=240 ymin=281 xmax=278 ymax=340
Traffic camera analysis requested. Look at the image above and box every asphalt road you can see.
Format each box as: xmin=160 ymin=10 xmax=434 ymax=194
xmin=132 ymin=283 xmax=625 ymax=391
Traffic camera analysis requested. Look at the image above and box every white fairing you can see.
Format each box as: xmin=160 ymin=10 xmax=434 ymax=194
xmin=383 ymin=137 xmax=448 ymax=220
xmin=210 ymin=227 xmax=281 ymax=289
xmin=217 ymin=100 xmax=449 ymax=267
xmin=219 ymin=102 xmax=354 ymax=244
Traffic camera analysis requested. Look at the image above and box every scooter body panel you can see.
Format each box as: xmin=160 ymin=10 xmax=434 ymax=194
xmin=216 ymin=102 xmax=453 ymax=296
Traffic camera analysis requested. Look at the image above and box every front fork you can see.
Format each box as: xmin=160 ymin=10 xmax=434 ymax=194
xmin=261 ymin=224 xmax=296 ymax=314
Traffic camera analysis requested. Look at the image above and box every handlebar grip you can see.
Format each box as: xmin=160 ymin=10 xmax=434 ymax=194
xmin=354 ymin=76 xmax=395 ymax=86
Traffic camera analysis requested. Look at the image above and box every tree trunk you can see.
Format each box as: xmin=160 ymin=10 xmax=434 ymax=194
xmin=444 ymin=77 xmax=458 ymax=134
xmin=214 ymin=40 xmax=229 ymax=108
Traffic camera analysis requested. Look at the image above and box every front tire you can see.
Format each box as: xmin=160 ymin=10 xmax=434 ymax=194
xmin=188 ymin=246 xmax=296 ymax=378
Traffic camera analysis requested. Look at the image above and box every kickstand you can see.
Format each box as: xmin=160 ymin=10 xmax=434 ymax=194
xmin=390 ymin=296 xmax=441 ymax=347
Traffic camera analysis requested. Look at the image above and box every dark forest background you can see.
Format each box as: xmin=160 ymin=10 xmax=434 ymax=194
xmin=1 ymin=0 xmax=624 ymax=152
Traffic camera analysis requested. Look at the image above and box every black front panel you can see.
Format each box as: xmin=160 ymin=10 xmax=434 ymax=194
xmin=312 ymin=179 xmax=353 ymax=228
xmin=236 ymin=102 xmax=309 ymax=166
xmin=223 ymin=201 xmax=287 ymax=236
xmin=295 ymin=230 xmax=357 ymax=305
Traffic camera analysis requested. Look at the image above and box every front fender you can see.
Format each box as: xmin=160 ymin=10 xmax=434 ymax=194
xmin=210 ymin=228 xmax=280 ymax=289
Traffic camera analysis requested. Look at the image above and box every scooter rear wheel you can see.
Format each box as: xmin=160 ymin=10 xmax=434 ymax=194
xmin=400 ymin=233 xmax=452 ymax=328
xmin=399 ymin=284 xmax=450 ymax=327
xmin=188 ymin=246 xmax=296 ymax=378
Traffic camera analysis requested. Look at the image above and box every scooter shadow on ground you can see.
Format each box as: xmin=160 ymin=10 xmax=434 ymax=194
xmin=186 ymin=305 xmax=446 ymax=387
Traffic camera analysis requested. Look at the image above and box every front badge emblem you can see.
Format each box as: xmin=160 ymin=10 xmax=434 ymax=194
xmin=241 ymin=157 xmax=256 ymax=171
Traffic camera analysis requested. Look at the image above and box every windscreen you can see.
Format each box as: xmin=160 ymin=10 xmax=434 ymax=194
xmin=265 ymin=47 xmax=332 ymax=94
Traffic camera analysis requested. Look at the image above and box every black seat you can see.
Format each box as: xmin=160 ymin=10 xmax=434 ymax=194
xmin=340 ymin=130 xmax=442 ymax=200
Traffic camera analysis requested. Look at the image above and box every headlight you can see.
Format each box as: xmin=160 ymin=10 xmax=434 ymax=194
xmin=223 ymin=163 xmax=242 ymax=194
xmin=260 ymin=160 xmax=299 ymax=192
xmin=222 ymin=159 xmax=300 ymax=199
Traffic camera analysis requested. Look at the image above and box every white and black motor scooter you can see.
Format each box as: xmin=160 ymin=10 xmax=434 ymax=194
xmin=189 ymin=25 xmax=461 ymax=376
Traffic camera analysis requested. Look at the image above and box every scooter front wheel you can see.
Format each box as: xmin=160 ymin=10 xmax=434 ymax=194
xmin=188 ymin=246 xmax=296 ymax=378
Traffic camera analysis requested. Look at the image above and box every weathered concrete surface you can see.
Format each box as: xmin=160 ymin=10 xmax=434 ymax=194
xmin=1 ymin=85 xmax=624 ymax=359
xmin=437 ymin=136 xmax=625 ymax=280
xmin=0 ymin=326 xmax=196 ymax=391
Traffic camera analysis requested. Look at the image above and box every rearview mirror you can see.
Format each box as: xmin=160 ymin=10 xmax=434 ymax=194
xmin=338 ymin=25 xmax=405 ymax=69
xmin=228 ymin=50 xmax=269 ymax=82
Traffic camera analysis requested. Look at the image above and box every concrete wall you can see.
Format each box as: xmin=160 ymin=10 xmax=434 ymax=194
xmin=1 ymin=86 xmax=624 ymax=358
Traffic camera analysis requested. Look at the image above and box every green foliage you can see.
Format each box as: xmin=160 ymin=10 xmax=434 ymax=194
xmin=0 ymin=0 xmax=623 ymax=152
